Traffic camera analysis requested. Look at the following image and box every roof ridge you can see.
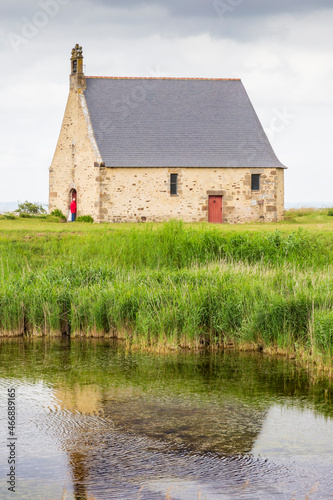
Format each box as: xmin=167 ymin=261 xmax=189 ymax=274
xmin=85 ymin=76 xmax=241 ymax=81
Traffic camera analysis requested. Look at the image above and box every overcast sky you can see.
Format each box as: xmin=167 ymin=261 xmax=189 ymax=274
xmin=1 ymin=0 xmax=333 ymax=206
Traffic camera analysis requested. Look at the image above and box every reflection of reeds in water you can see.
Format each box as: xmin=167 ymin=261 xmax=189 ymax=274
xmin=291 ymin=482 xmax=320 ymax=500
xmin=134 ymin=481 xmax=323 ymax=499
xmin=136 ymin=485 xmax=207 ymax=500
xmin=59 ymin=482 xmax=324 ymax=500
xmin=61 ymin=486 xmax=96 ymax=500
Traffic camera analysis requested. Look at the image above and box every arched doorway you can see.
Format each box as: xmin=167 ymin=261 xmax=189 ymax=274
xmin=69 ymin=189 xmax=77 ymax=222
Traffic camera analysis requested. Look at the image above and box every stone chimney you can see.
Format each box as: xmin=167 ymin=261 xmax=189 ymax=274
xmin=70 ymin=44 xmax=86 ymax=90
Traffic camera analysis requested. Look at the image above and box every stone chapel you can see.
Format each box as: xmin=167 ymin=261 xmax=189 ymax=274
xmin=49 ymin=44 xmax=286 ymax=223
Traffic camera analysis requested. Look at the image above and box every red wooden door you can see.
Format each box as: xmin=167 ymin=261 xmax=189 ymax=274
xmin=208 ymin=195 xmax=222 ymax=223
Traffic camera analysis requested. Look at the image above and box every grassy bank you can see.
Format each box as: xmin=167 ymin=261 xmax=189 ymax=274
xmin=1 ymin=214 xmax=333 ymax=369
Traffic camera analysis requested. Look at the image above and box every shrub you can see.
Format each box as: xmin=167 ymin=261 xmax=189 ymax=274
xmin=19 ymin=213 xmax=33 ymax=218
xmin=17 ymin=201 xmax=46 ymax=215
xmin=45 ymin=215 xmax=64 ymax=223
xmin=327 ymin=209 xmax=333 ymax=216
xmin=76 ymin=215 xmax=94 ymax=223
xmin=50 ymin=209 xmax=66 ymax=221
xmin=4 ymin=213 xmax=16 ymax=220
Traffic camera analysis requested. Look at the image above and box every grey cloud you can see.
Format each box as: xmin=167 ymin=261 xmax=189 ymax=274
xmin=0 ymin=0 xmax=71 ymax=19
xmin=4 ymin=0 xmax=329 ymax=19
xmin=2 ymin=0 xmax=332 ymax=49
xmin=85 ymin=0 xmax=333 ymax=18
xmin=73 ymin=0 xmax=333 ymax=42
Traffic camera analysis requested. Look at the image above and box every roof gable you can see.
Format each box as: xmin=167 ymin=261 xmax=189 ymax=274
xmin=84 ymin=77 xmax=286 ymax=169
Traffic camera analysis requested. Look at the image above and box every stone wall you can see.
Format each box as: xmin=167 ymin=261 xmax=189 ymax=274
xmin=96 ymin=166 xmax=284 ymax=223
xmin=49 ymin=86 xmax=101 ymax=221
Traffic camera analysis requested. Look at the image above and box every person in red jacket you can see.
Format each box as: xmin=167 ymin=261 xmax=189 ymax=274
xmin=70 ymin=198 xmax=77 ymax=222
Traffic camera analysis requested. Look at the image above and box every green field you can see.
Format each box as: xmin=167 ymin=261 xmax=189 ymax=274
xmin=1 ymin=209 xmax=333 ymax=371
xmin=2 ymin=207 xmax=333 ymax=233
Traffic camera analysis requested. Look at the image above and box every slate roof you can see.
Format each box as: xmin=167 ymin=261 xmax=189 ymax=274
xmin=84 ymin=77 xmax=286 ymax=169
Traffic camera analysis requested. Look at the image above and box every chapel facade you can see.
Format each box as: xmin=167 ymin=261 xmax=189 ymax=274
xmin=49 ymin=45 xmax=286 ymax=223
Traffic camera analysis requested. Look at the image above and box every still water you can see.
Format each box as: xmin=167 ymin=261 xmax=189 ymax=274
xmin=0 ymin=338 xmax=333 ymax=500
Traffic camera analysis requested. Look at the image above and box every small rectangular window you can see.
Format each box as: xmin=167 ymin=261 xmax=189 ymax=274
xmin=251 ymin=174 xmax=260 ymax=191
xmin=170 ymin=173 xmax=178 ymax=195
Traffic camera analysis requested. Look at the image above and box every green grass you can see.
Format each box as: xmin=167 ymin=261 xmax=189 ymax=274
xmin=0 ymin=211 xmax=333 ymax=366
xmin=1 ymin=206 xmax=333 ymax=233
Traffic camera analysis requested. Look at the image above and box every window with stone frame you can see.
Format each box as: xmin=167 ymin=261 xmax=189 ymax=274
xmin=170 ymin=173 xmax=178 ymax=195
xmin=251 ymin=174 xmax=260 ymax=191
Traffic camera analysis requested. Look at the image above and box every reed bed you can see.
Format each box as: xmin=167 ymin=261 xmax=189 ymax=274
xmin=1 ymin=219 xmax=332 ymax=273
xmin=0 ymin=221 xmax=333 ymax=363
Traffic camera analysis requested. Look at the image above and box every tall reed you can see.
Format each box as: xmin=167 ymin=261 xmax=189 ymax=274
xmin=1 ymin=222 xmax=333 ymax=359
